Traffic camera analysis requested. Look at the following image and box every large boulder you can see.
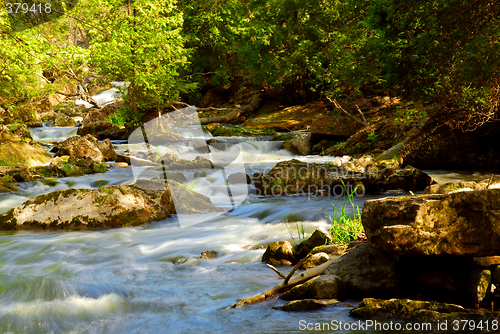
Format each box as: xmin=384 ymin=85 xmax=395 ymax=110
xmin=243 ymin=101 xmax=328 ymax=131
xmin=287 ymin=133 xmax=312 ymax=156
xmin=227 ymin=172 xmax=251 ymax=185
xmin=362 ymin=189 xmax=500 ymax=256
xmin=253 ymin=159 xmax=380 ymax=196
xmin=57 ymin=135 xmax=104 ymax=164
xmin=97 ymin=138 xmax=117 ymax=161
xmin=158 ymin=152 xmax=179 ymax=165
xmin=159 ymin=179 xmax=222 ymax=215
xmin=47 ymin=78 xmax=76 ymax=107
xmin=400 ymin=113 xmax=500 ymax=170
xmin=398 ymin=255 xmax=493 ymax=306
xmin=323 ymin=242 xmax=401 ymax=297
xmin=350 ymin=297 xmax=500 ymax=322
xmin=39 ymin=110 xmax=59 ymax=122
xmin=0 ymin=186 xmax=170 ymax=230
xmin=0 ymin=142 xmax=52 ymax=167
xmin=300 ymin=252 xmax=330 ymax=269
xmin=386 ymin=166 xmax=435 ymax=192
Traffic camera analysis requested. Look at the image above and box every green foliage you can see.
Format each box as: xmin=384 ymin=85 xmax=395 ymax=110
xmin=328 ymin=181 xmax=363 ymax=244
xmin=179 ymin=0 xmax=378 ymax=101
xmin=367 ymin=131 xmax=380 ymax=145
xmin=2 ymin=0 xmax=499 ymax=130
xmin=108 ymin=113 xmax=125 ymax=126
xmin=367 ymin=0 xmax=500 ymax=129
xmin=394 ymin=104 xmax=428 ymax=128
xmin=86 ymin=0 xmax=189 ymax=112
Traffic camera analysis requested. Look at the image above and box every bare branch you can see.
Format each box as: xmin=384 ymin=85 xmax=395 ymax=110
xmin=487 ymin=174 xmax=495 ymax=188
xmin=266 ymin=264 xmax=286 ymax=279
xmin=226 ymin=257 xmax=337 ymax=309
xmin=354 ymin=103 xmax=368 ymax=125
xmin=35 ymin=73 xmax=52 ymax=84
xmin=284 ymin=254 xmax=310 ymax=285
xmin=327 ymin=97 xmax=369 ymax=128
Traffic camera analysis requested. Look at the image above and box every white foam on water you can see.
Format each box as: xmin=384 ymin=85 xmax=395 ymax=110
xmin=75 ymin=82 xmax=126 ymax=108
xmin=0 ymin=194 xmax=30 ymax=214
xmin=0 ymin=294 xmax=127 ymax=333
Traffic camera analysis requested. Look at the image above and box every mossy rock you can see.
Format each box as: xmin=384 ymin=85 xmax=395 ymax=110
xmin=261 ymin=240 xmax=297 ymax=266
xmin=0 ymin=186 xmax=170 ymax=230
xmin=0 ymin=175 xmax=17 ymax=192
xmin=275 ymin=299 xmax=340 ymax=311
xmin=0 ymin=141 xmax=52 ymax=167
xmin=348 ymin=298 xmax=500 ymax=322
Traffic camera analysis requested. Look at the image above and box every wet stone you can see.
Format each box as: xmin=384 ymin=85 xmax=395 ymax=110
xmin=200 ymin=251 xmax=217 ymax=260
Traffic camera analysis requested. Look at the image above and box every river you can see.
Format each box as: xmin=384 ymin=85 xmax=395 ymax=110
xmin=1 ymin=124 xmax=498 ymax=333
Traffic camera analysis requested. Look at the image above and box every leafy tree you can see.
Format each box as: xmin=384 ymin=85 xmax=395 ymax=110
xmin=180 ymin=0 xmax=377 ymax=102
xmin=178 ymin=0 xmax=255 ymax=101
xmin=367 ymin=0 xmax=500 ymax=130
xmin=0 ymin=8 xmax=44 ymax=102
xmin=84 ymin=0 xmax=189 ymax=117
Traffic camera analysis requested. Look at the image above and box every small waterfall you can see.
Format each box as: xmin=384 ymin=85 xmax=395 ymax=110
xmin=75 ymin=82 xmax=126 ymax=108
xmin=29 ymin=126 xmax=79 ymax=143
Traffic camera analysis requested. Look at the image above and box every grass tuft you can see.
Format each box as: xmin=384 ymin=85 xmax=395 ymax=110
xmin=328 ymin=180 xmax=364 ymax=244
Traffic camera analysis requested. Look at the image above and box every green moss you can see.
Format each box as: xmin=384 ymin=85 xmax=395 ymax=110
xmin=30 ymin=188 xmax=78 ymax=206
xmin=0 ymin=176 xmax=17 ymax=192
xmin=0 ymin=209 xmax=18 ymax=230
xmin=41 ymin=178 xmax=59 ymax=186
xmin=60 ymin=162 xmax=84 ymax=177
xmin=268 ymin=178 xmax=284 ymax=186
xmin=92 ymin=163 xmax=107 ymax=173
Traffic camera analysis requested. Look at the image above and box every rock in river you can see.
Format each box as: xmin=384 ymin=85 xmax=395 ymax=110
xmin=0 ymin=185 xmax=170 ymax=230
xmin=56 ymin=134 xmax=104 ymax=164
xmin=323 ymin=242 xmax=401 ymax=297
xmin=362 ymin=188 xmax=500 ymax=256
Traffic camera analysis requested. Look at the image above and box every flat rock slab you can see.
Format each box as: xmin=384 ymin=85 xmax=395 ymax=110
xmin=350 ymin=298 xmax=500 ymax=323
xmin=275 ymin=299 xmax=340 ymax=311
xmin=363 ymin=189 xmax=500 ymax=256
xmin=350 ymin=298 xmax=464 ymax=319
xmin=0 ymin=185 xmax=169 ymax=230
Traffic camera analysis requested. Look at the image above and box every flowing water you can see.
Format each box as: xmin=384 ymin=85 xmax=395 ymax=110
xmin=2 ymin=125 xmax=387 ymax=334
xmin=2 ymin=120 xmax=486 ymax=333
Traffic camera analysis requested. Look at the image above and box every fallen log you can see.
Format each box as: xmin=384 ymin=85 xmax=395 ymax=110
xmin=226 ymin=256 xmax=337 ymax=309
